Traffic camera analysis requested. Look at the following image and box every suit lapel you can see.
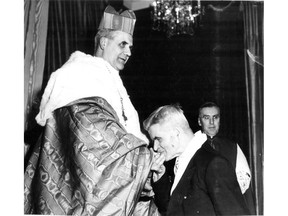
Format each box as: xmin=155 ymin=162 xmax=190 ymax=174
xmin=171 ymin=153 xmax=197 ymax=197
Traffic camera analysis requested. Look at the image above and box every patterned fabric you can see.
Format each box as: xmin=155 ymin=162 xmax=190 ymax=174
xmin=98 ymin=5 xmax=136 ymax=35
xmin=236 ymin=144 xmax=251 ymax=194
xmin=24 ymin=97 xmax=158 ymax=215
xmin=24 ymin=0 xmax=49 ymax=132
xmin=35 ymin=51 xmax=148 ymax=143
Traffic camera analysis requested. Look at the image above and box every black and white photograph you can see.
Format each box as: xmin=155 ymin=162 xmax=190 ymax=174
xmin=2 ymin=0 xmax=287 ymax=215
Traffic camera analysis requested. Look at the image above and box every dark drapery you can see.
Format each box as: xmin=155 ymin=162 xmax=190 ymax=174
xmin=43 ymin=0 xmax=106 ymax=91
xmin=243 ymin=1 xmax=264 ymax=215
xmin=24 ymin=0 xmax=49 ymax=155
xmin=24 ymin=0 xmax=106 ymax=156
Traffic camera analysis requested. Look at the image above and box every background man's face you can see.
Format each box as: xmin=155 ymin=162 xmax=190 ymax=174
xmin=198 ymin=106 xmax=220 ymax=137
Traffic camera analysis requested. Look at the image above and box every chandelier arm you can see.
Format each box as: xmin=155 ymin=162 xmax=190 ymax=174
xmin=207 ymin=0 xmax=235 ymax=12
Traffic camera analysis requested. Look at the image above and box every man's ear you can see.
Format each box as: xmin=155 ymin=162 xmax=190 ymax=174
xmin=174 ymin=127 xmax=181 ymax=139
xmin=176 ymin=128 xmax=180 ymax=136
xmin=100 ymin=37 xmax=107 ymax=49
xmin=198 ymin=118 xmax=201 ymax=126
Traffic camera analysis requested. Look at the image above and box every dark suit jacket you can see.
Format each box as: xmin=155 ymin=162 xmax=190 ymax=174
xmin=205 ymin=135 xmax=237 ymax=169
xmin=153 ymin=142 xmax=251 ymax=216
xmin=205 ymin=135 xmax=256 ymax=215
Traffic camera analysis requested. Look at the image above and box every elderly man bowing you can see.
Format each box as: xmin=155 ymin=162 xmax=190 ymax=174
xmin=144 ymin=104 xmax=251 ymax=216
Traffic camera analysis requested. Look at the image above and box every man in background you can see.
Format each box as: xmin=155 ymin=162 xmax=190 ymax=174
xmin=198 ymin=101 xmax=255 ymax=214
xmin=24 ymin=5 xmax=159 ymax=215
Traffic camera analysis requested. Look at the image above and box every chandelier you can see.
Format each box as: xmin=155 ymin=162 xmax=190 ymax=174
xmin=151 ymin=0 xmax=204 ymax=38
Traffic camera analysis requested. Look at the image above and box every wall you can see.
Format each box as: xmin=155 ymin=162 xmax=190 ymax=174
xmin=124 ymin=1 xmax=249 ymax=156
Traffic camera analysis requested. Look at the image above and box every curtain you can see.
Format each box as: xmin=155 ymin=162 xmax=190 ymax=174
xmin=24 ymin=0 xmax=106 ymax=158
xmin=24 ymin=0 xmax=49 ymax=155
xmin=42 ymin=0 xmax=106 ymax=88
xmin=243 ymin=1 xmax=264 ymax=215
